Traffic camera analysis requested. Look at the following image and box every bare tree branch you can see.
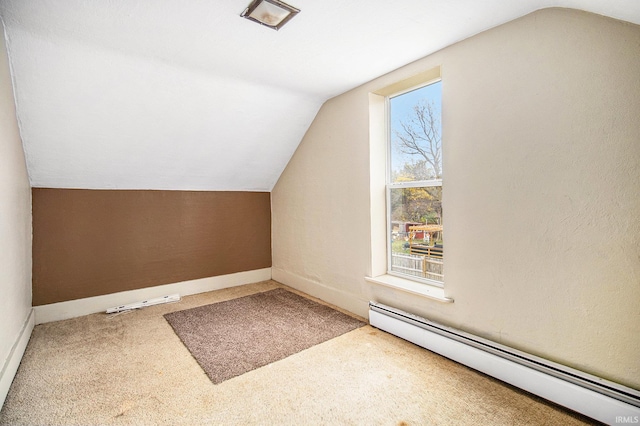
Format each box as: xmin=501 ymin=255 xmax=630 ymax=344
xmin=393 ymin=100 xmax=442 ymax=179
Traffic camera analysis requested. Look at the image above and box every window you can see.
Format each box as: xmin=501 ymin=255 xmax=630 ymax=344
xmin=387 ymin=80 xmax=443 ymax=286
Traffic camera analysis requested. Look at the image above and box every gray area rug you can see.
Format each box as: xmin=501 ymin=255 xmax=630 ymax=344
xmin=164 ymin=288 xmax=366 ymax=384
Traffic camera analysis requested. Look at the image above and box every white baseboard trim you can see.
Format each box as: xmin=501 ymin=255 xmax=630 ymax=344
xmin=34 ymin=268 xmax=272 ymax=324
xmin=0 ymin=309 xmax=35 ymax=409
xmin=272 ymin=268 xmax=368 ymax=318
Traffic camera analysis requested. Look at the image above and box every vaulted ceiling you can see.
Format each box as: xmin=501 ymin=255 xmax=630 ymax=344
xmin=1 ymin=0 xmax=639 ymax=191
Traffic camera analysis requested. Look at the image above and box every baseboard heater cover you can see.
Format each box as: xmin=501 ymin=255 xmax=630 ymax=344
xmin=106 ymin=294 xmax=181 ymax=314
xmin=369 ymin=302 xmax=640 ymax=425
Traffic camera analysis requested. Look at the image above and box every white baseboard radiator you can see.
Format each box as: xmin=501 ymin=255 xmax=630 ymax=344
xmin=369 ymin=302 xmax=640 ymax=425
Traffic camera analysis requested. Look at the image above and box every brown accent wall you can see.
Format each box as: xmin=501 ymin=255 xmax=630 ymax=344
xmin=32 ymin=189 xmax=271 ymax=306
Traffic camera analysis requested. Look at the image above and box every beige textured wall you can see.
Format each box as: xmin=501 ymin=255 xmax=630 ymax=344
xmin=272 ymin=8 xmax=640 ymax=389
xmin=0 ymin=19 xmax=32 ymax=382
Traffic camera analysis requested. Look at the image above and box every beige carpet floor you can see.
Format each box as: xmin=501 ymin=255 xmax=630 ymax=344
xmin=0 ymin=280 xmax=597 ymax=425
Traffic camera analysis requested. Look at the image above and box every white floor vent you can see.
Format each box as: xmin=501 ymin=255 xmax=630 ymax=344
xmin=369 ymin=302 xmax=640 ymax=425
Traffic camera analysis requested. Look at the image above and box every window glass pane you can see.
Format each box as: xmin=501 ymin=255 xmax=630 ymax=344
xmin=389 ymin=81 xmax=442 ymax=183
xmin=389 ymin=186 xmax=443 ymax=283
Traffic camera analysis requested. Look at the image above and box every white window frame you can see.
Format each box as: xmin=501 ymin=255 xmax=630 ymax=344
xmin=385 ymin=78 xmax=444 ymax=287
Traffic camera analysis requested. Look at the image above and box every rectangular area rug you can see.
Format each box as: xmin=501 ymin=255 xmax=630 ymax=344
xmin=164 ymin=288 xmax=366 ymax=384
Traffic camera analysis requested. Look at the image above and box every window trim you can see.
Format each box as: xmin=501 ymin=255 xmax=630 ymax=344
xmin=366 ymin=66 xmax=452 ymax=303
xmin=365 ymin=274 xmax=452 ymax=303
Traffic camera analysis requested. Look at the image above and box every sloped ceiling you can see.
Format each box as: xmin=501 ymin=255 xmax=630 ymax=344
xmin=1 ymin=1 xmax=639 ymax=191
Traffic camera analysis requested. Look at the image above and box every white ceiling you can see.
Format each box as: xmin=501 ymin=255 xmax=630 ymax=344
xmin=1 ymin=0 xmax=639 ymax=191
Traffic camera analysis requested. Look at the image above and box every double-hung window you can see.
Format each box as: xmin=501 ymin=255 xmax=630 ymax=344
xmin=387 ymin=79 xmax=444 ymax=286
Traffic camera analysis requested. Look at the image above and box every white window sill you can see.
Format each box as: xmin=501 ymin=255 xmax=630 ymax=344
xmin=365 ymin=274 xmax=453 ymax=303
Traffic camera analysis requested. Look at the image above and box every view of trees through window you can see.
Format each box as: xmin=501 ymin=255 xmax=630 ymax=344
xmin=388 ymin=81 xmax=443 ymax=284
